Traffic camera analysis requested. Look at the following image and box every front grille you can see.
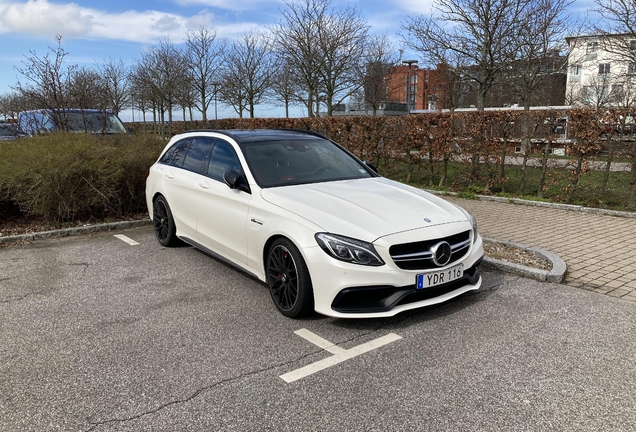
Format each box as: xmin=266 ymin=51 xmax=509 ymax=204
xmin=389 ymin=230 xmax=471 ymax=270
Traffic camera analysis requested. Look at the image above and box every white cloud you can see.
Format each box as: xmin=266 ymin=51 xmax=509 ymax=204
xmin=390 ymin=0 xmax=435 ymax=15
xmin=174 ymin=0 xmax=279 ymax=12
xmin=0 ymin=0 xmax=262 ymax=43
xmin=0 ymin=0 xmax=94 ymax=37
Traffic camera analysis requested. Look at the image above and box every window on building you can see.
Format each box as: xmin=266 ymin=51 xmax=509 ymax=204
xmin=610 ymin=85 xmax=624 ymax=102
xmin=629 ymin=63 xmax=636 ymax=75
xmin=630 ymin=40 xmax=636 ymax=51
xmin=586 ymin=41 xmax=598 ymax=54
xmin=598 ymin=63 xmax=611 ymax=75
xmin=570 ymin=64 xmax=582 ymax=75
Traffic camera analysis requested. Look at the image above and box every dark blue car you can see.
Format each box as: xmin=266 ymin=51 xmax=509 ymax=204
xmin=17 ymin=109 xmax=129 ymax=136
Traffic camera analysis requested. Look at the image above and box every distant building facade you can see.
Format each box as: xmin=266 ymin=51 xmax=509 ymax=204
xmin=382 ymin=64 xmax=446 ymax=111
xmin=566 ymin=34 xmax=636 ymax=107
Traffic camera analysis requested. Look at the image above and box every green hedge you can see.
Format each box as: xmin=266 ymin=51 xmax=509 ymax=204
xmin=0 ymin=133 xmax=166 ymax=222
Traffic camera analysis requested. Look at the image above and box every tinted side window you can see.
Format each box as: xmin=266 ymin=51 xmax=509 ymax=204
xmin=208 ymin=140 xmax=241 ymax=181
xmin=159 ymin=139 xmax=190 ymax=168
xmin=182 ymin=137 xmax=214 ymax=174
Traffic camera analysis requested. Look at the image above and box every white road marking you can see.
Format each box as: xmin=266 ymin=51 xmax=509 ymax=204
xmin=113 ymin=234 xmax=139 ymax=246
xmin=280 ymin=329 xmax=402 ymax=383
xmin=294 ymin=328 xmax=347 ymax=355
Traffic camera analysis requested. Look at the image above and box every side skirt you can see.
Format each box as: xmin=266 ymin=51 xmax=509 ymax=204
xmin=180 ymin=236 xmax=262 ymax=281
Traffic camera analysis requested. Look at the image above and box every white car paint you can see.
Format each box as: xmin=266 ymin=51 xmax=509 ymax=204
xmin=146 ymin=130 xmax=484 ymax=318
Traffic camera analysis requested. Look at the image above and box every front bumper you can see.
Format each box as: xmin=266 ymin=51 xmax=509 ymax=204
xmin=306 ymin=234 xmax=484 ymax=318
xmin=330 ymin=259 xmax=481 ymax=314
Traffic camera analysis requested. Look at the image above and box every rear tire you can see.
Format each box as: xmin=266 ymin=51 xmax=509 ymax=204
xmin=266 ymin=238 xmax=314 ymax=318
xmin=153 ymin=195 xmax=179 ymax=247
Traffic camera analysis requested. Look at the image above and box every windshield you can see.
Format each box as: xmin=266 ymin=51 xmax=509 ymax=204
xmin=242 ymin=137 xmax=373 ymax=187
xmin=58 ymin=112 xmax=127 ymax=134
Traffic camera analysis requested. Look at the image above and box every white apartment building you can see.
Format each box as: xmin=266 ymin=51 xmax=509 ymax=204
xmin=566 ymin=34 xmax=636 ymax=107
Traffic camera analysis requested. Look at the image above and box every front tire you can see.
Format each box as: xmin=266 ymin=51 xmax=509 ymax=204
xmin=266 ymin=238 xmax=314 ymax=318
xmin=152 ymin=195 xmax=179 ymax=247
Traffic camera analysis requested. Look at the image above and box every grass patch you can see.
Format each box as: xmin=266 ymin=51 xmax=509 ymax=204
xmin=378 ymin=157 xmax=635 ymax=211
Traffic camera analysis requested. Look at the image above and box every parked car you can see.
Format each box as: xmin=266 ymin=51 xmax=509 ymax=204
xmin=145 ymin=129 xmax=484 ymax=318
xmin=0 ymin=122 xmax=24 ymax=140
xmin=17 ymin=109 xmax=129 ymax=136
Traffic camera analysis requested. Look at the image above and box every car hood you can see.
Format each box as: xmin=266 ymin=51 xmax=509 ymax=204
xmin=260 ymin=177 xmax=467 ymax=241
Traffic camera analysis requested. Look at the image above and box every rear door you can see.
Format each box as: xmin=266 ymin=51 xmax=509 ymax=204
xmin=160 ymin=137 xmax=213 ymax=239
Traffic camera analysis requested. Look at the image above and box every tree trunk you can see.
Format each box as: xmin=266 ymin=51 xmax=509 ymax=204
xmin=629 ymin=150 xmax=636 ymax=209
xmin=566 ymin=152 xmax=584 ymax=203
xmin=428 ymin=147 xmax=435 ymax=186
xmin=439 ymin=154 xmax=449 ymax=187
xmin=500 ymin=137 xmax=507 ymax=193
xmin=538 ymin=140 xmax=552 ymax=198
xmin=601 ymin=138 xmax=614 ymax=197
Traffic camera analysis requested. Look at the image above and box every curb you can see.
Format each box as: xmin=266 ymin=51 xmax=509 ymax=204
xmin=482 ymin=237 xmax=567 ymax=283
xmin=426 ymin=190 xmax=636 ymax=219
xmin=0 ymin=219 xmax=152 ymax=245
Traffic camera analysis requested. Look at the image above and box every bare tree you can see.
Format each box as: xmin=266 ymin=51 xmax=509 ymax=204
xmin=506 ymin=0 xmax=573 ymax=110
xmin=593 ymin=0 xmax=636 ymax=55
xmin=315 ymin=2 xmax=369 ymax=116
xmin=130 ymin=38 xmax=185 ymax=130
xmin=0 ymin=92 xmax=22 ymax=120
xmin=97 ymin=58 xmax=130 ymax=115
xmin=269 ymin=59 xmax=302 ymax=118
xmin=220 ymin=31 xmax=277 ymax=118
xmin=175 ymin=78 xmax=197 ymax=121
xmin=271 ymin=0 xmax=325 ymax=117
xmin=591 ymin=0 xmax=636 ymax=109
xmin=271 ymin=0 xmax=368 ymax=117
xmin=185 ymin=26 xmax=226 ymax=123
xmin=67 ymin=66 xmax=106 ymax=109
xmin=403 ymin=0 xmax=533 ymax=111
xmin=362 ymin=35 xmax=400 ymax=115
xmin=13 ymin=35 xmax=76 ymax=112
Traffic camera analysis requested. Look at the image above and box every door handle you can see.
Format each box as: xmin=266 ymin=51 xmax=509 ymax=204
xmin=165 ymin=173 xmax=174 ymax=179
xmin=199 ymin=182 xmax=210 ymax=189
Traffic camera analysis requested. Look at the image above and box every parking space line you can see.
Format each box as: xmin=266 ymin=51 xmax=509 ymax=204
xmin=113 ymin=234 xmax=139 ymax=246
xmin=294 ymin=329 xmax=347 ymax=355
xmin=280 ymin=330 xmax=402 ymax=383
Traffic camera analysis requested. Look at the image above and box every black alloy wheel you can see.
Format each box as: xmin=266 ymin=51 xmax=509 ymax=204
xmin=153 ymin=195 xmax=179 ymax=247
xmin=266 ymin=239 xmax=314 ymax=318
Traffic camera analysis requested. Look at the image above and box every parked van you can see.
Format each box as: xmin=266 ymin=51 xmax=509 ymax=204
xmin=17 ymin=109 xmax=129 ymax=136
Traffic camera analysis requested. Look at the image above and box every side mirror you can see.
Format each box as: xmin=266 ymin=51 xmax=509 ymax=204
xmin=362 ymin=159 xmax=378 ymax=173
xmin=223 ymin=169 xmax=251 ymax=194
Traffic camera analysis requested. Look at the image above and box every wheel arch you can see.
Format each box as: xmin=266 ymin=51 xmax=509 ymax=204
xmin=262 ymin=234 xmax=287 ymax=276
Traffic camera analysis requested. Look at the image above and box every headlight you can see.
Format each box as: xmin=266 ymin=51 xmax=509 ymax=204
xmin=468 ymin=213 xmax=478 ymax=243
xmin=457 ymin=207 xmax=478 ymax=243
xmin=315 ymin=233 xmax=384 ymax=266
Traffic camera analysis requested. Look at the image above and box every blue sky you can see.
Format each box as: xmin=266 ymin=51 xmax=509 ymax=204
xmin=0 ymin=0 xmax=596 ymax=119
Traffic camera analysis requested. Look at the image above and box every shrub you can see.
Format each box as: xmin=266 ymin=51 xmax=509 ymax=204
xmin=0 ymin=133 xmax=165 ymax=221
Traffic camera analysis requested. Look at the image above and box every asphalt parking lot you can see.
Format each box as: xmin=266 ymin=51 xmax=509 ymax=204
xmin=2 ymin=226 xmax=635 ymax=431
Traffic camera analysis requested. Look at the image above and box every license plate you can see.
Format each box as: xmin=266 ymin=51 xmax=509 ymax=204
xmin=416 ymin=263 xmax=464 ymax=289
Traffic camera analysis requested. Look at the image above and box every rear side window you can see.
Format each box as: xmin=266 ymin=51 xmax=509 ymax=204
xmin=208 ymin=140 xmax=241 ymax=181
xmin=182 ymin=137 xmax=214 ymax=174
xmin=159 ymin=139 xmax=190 ymax=168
